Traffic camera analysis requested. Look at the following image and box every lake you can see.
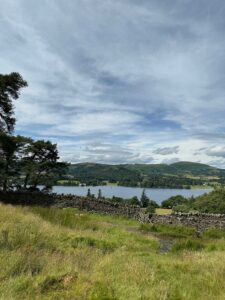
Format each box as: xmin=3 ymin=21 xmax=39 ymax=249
xmin=52 ymin=186 xmax=212 ymax=204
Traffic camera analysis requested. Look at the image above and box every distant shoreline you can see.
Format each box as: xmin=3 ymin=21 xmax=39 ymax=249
xmin=55 ymin=183 xmax=214 ymax=190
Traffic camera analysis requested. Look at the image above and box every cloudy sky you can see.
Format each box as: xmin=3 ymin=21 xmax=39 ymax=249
xmin=1 ymin=0 xmax=225 ymax=166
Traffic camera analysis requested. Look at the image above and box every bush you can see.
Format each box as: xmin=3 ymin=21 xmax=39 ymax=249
xmin=127 ymin=196 xmax=140 ymax=206
xmin=161 ymin=195 xmax=187 ymax=209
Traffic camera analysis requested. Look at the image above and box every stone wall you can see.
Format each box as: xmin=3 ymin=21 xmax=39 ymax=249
xmin=0 ymin=191 xmax=141 ymax=218
xmin=139 ymin=212 xmax=225 ymax=231
xmin=1 ymin=191 xmax=225 ymax=231
xmin=53 ymin=194 xmax=141 ymax=218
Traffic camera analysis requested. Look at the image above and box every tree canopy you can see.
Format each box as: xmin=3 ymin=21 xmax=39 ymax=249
xmin=161 ymin=195 xmax=187 ymax=209
xmin=0 ymin=72 xmax=66 ymax=192
xmin=0 ymin=72 xmax=27 ymax=133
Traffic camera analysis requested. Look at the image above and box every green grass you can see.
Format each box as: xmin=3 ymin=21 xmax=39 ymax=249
xmin=139 ymin=223 xmax=196 ymax=238
xmin=190 ymin=185 xmax=214 ymax=189
xmin=0 ymin=204 xmax=225 ymax=299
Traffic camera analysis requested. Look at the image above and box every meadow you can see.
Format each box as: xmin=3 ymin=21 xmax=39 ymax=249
xmin=0 ymin=203 xmax=225 ymax=299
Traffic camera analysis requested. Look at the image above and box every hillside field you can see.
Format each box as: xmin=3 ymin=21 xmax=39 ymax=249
xmin=0 ymin=204 xmax=225 ymax=299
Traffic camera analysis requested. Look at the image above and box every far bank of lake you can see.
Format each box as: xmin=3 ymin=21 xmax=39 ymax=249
xmin=52 ymin=186 xmax=212 ymax=204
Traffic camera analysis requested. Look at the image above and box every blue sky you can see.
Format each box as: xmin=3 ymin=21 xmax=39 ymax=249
xmin=1 ymin=0 xmax=225 ymax=166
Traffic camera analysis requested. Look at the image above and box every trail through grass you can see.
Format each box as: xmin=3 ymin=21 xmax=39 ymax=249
xmin=0 ymin=203 xmax=225 ymax=299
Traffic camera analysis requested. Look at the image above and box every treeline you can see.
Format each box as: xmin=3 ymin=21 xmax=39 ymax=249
xmin=85 ymin=188 xmax=225 ymax=214
xmin=61 ymin=174 xmax=211 ymax=189
xmin=0 ymin=73 xmax=65 ymax=192
xmin=59 ymin=175 xmax=209 ymax=189
xmin=98 ymin=188 xmax=225 ymax=214
xmin=121 ymin=174 xmax=204 ymax=189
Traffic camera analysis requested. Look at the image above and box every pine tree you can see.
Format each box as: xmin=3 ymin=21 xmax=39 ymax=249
xmin=87 ymin=188 xmax=91 ymax=197
xmin=140 ymin=189 xmax=150 ymax=208
xmin=98 ymin=189 xmax=102 ymax=199
xmin=0 ymin=72 xmax=27 ymax=133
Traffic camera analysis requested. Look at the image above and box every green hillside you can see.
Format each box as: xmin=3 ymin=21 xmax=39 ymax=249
xmin=174 ymin=189 xmax=225 ymax=214
xmin=62 ymin=161 xmax=225 ymax=188
xmin=169 ymin=162 xmax=220 ymax=175
xmin=126 ymin=161 xmax=222 ymax=176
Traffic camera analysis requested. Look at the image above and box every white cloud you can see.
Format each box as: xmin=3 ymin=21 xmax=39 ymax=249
xmin=153 ymin=146 xmax=179 ymax=155
xmin=1 ymin=0 xmax=225 ymax=166
xmin=206 ymin=147 xmax=225 ymax=158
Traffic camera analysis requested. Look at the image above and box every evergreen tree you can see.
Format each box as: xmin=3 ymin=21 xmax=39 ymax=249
xmin=98 ymin=189 xmax=102 ymax=199
xmin=0 ymin=72 xmax=67 ymax=192
xmin=140 ymin=189 xmax=150 ymax=208
xmin=0 ymin=72 xmax=27 ymax=133
xmin=87 ymin=188 xmax=91 ymax=197
xmin=21 ymin=139 xmax=59 ymax=189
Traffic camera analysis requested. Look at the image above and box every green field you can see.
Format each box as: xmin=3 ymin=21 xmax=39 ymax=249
xmin=1 ymin=204 xmax=225 ymax=299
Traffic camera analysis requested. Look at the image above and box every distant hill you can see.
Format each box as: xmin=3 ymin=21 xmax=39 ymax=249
xmin=168 ymin=162 xmax=221 ymax=175
xmin=125 ymin=161 xmax=223 ymax=176
xmin=62 ymin=161 xmax=225 ymax=188
xmin=68 ymin=163 xmax=140 ymax=182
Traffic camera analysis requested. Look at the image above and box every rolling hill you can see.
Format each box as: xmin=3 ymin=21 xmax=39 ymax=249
xmin=62 ymin=161 xmax=225 ymax=188
xmin=126 ymin=161 xmax=224 ymax=176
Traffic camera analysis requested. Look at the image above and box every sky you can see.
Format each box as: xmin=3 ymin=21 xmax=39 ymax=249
xmin=1 ymin=0 xmax=225 ymax=167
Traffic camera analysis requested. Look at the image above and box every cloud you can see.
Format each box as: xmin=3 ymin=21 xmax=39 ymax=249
xmin=153 ymin=146 xmax=179 ymax=155
xmin=60 ymin=141 xmax=154 ymax=164
xmin=206 ymin=147 xmax=225 ymax=158
xmin=161 ymin=158 xmax=180 ymax=165
xmin=1 ymin=0 xmax=225 ymax=166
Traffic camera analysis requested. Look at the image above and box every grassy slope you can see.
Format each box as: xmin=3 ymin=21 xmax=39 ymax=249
xmin=0 ymin=204 xmax=225 ymax=299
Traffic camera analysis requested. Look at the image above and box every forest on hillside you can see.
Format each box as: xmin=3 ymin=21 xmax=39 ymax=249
xmin=59 ymin=162 xmax=225 ymax=188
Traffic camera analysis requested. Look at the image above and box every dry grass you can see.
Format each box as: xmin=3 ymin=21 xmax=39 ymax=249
xmin=156 ymin=208 xmax=172 ymax=215
xmin=0 ymin=203 xmax=225 ymax=299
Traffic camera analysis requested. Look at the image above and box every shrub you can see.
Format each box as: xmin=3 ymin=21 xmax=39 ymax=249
xmin=145 ymin=205 xmax=156 ymax=214
xmin=161 ymin=195 xmax=187 ymax=209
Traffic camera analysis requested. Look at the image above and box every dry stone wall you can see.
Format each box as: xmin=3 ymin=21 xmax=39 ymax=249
xmin=1 ymin=191 xmax=225 ymax=231
xmin=139 ymin=212 xmax=225 ymax=231
xmin=0 ymin=191 xmax=141 ymax=218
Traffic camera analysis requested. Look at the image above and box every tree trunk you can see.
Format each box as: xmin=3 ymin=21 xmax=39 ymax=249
xmin=3 ymin=159 xmax=9 ymax=191
xmin=3 ymin=177 xmax=7 ymax=191
xmin=23 ymin=173 xmax=29 ymax=188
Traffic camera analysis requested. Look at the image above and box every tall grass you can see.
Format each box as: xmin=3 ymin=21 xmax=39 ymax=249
xmin=0 ymin=203 xmax=225 ymax=299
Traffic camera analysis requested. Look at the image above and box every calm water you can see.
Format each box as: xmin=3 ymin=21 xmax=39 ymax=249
xmin=52 ymin=186 xmax=212 ymax=204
